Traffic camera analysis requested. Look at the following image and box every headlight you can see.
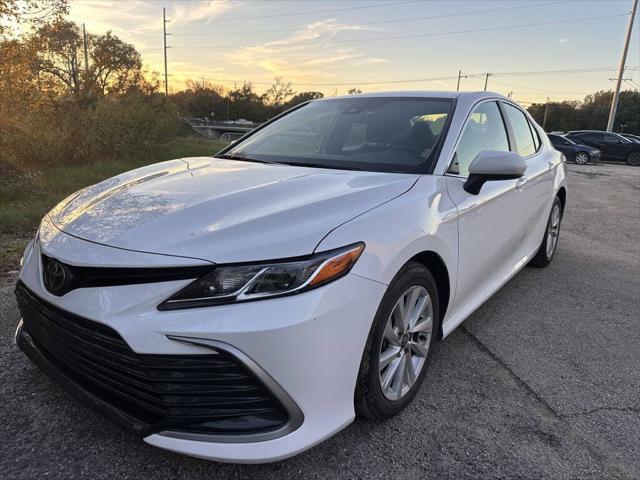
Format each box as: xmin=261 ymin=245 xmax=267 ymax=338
xmin=158 ymin=242 xmax=365 ymax=310
xmin=20 ymin=229 xmax=39 ymax=268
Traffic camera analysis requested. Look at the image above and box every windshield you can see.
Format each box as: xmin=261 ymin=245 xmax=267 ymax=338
xmin=221 ymin=97 xmax=454 ymax=173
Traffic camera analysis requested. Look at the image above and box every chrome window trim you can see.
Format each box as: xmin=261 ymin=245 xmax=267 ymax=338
xmin=157 ymin=335 xmax=304 ymax=444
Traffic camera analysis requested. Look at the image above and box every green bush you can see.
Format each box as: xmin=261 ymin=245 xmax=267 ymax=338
xmin=87 ymin=93 xmax=181 ymax=161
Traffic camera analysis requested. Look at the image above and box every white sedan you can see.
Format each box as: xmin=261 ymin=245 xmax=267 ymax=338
xmin=15 ymin=91 xmax=567 ymax=463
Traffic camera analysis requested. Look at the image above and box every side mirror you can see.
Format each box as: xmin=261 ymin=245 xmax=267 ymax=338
xmin=463 ymin=150 xmax=526 ymax=195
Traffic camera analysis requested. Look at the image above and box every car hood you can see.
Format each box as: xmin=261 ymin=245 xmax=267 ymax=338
xmin=48 ymin=157 xmax=418 ymax=263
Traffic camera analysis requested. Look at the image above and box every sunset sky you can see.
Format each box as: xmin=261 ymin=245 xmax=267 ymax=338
xmin=68 ymin=0 xmax=639 ymax=104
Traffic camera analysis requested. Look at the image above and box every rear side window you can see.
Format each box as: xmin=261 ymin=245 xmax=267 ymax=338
xmin=582 ymin=132 xmax=603 ymax=141
xmin=528 ymin=120 xmax=541 ymax=150
xmin=502 ymin=103 xmax=536 ymax=157
xmin=603 ymin=132 xmax=621 ymax=142
xmin=449 ymin=101 xmax=509 ymax=177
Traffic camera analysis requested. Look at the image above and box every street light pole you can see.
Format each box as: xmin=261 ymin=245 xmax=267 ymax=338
xmin=163 ymin=7 xmax=169 ymax=96
xmin=606 ymin=0 xmax=638 ymax=132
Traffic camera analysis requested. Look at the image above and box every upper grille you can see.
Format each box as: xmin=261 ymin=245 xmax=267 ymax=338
xmin=41 ymin=254 xmax=213 ymax=296
xmin=15 ymin=282 xmax=289 ymax=436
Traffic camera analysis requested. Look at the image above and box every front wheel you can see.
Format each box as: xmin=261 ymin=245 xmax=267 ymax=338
xmin=627 ymin=151 xmax=640 ymax=166
xmin=574 ymin=151 xmax=590 ymax=165
xmin=355 ymin=262 xmax=439 ymax=420
xmin=529 ymin=196 xmax=563 ymax=268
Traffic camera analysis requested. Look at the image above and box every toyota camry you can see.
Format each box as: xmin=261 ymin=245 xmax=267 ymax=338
xmin=15 ymin=91 xmax=567 ymax=463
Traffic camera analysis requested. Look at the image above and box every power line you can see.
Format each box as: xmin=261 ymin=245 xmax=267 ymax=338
xmin=168 ymin=67 xmax=640 ymax=88
xmin=484 ymin=66 xmax=640 ymax=77
xmin=172 ymin=13 xmax=630 ymax=49
xmin=170 ymin=1 xmax=564 ymax=37
xmin=490 ymin=79 xmax=594 ymax=95
xmin=177 ymin=74 xmax=460 ymax=87
xmin=204 ymin=0 xmax=419 ymax=22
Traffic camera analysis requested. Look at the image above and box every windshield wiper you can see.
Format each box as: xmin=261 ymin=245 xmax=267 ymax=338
xmin=215 ymin=153 xmax=282 ymax=165
xmin=280 ymin=160 xmax=369 ymax=171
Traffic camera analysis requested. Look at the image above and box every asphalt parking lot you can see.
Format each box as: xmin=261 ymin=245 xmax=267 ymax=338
xmin=1 ymin=162 xmax=638 ymax=479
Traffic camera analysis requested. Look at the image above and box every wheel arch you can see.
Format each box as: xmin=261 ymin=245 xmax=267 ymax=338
xmin=557 ymin=186 xmax=567 ymax=211
xmin=407 ymin=251 xmax=450 ymax=340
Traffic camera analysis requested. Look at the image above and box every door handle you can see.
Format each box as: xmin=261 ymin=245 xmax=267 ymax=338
xmin=548 ymin=161 xmax=554 ymax=170
xmin=516 ymin=177 xmax=527 ymax=190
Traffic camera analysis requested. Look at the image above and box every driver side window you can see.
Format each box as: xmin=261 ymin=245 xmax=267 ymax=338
xmin=449 ymin=101 xmax=510 ymax=177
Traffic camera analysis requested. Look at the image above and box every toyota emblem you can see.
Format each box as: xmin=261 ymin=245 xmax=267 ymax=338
xmin=44 ymin=259 xmax=68 ymax=295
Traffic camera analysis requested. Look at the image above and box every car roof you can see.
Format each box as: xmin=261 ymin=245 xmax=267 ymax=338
xmin=315 ymin=90 xmax=511 ymax=102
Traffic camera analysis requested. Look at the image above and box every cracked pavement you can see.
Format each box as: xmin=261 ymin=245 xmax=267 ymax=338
xmin=1 ymin=162 xmax=638 ymax=479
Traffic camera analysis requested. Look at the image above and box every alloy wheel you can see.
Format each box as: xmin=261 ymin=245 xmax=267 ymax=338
xmin=379 ymin=285 xmax=433 ymax=401
xmin=546 ymin=203 xmax=562 ymax=258
xmin=574 ymin=152 xmax=589 ymax=165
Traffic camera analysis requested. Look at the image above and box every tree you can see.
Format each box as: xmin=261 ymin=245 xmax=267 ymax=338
xmin=263 ymin=77 xmax=294 ymax=111
xmin=171 ymin=80 xmax=226 ymax=119
xmin=90 ymin=31 xmax=142 ymax=95
xmin=348 ymin=87 xmax=362 ymax=94
xmin=527 ymin=90 xmax=639 ymax=134
xmin=227 ymin=82 xmax=270 ymax=122
xmin=31 ymin=20 xmax=83 ymax=95
xmin=30 ymin=20 xmax=145 ymax=97
xmin=0 ymin=0 xmax=68 ymax=37
xmin=284 ymin=91 xmax=323 ymax=109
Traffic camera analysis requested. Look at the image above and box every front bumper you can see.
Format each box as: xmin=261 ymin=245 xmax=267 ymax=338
xmin=17 ymin=235 xmax=386 ymax=463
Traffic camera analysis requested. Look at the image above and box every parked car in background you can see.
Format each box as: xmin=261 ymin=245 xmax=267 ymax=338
xmin=565 ymin=130 xmax=640 ymax=166
xmin=621 ymin=133 xmax=640 ymax=144
xmin=547 ymin=133 xmax=600 ymax=165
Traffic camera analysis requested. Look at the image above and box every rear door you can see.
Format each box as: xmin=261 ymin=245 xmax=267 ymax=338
xmin=601 ymin=132 xmax=628 ymax=160
xmin=445 ymin=100 xmax=528 ymax=316
xmin=500 ymin=102 xmax=555 ymax=254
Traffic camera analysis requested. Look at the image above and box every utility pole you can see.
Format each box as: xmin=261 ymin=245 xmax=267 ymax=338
xmin=543 ymin=97 xmax=550 ymax=130
xmin=82 ymin=23 xmax=89 ymax=94
xmin=607 ymin=0 xmax=638 ymax=132
xmin=163 ymin=7 xmax=170 ymax=96
xmin=82 ymin=23 xmax=89 ymax=73
xmin=483 ymin=73 xmax=491 ymax=91
xmin=456 ymin=70 xmax=462 ymax=91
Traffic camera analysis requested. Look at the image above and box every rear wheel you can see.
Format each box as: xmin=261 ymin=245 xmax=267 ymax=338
xmin=627 ymin=151 xmax=640 ymax=166
xmin=574 ymin=151 xmax=590 ymax=165
xmin=355 ymin=262 xmax=439 ymax=420
xmin=529 ymin=196 xmax=563 ymax=268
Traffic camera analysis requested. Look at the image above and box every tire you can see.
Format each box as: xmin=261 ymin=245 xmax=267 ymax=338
xmin=574 ymin=151 xmax=590 ymax=165
xmin=529 ymin=196 xmax=563 ymax=268
xmin=355 ymin=261 xmax=440 ymax=420
xmin=626 ymin=151 xmax=640 ymax=166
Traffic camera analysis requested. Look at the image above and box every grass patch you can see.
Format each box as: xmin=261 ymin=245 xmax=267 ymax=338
xmin=0 ymin=135 xmax=225 ymax=275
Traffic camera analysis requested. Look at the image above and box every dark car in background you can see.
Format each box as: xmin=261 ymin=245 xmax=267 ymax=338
xmin=547 ymin=133 xmax=600 ymax=165
xmin=621 ymin=133 xmax=640 ymax=144
xmin=565 ymin=130 xmax=640 ymax=166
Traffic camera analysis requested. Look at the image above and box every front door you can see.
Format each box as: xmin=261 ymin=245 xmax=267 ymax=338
xmin=445 ymin=100 xmax=529 ymax=318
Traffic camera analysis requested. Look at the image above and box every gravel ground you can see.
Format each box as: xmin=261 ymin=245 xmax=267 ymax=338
xmin=1 ymin=162 xmax=638 ymax=479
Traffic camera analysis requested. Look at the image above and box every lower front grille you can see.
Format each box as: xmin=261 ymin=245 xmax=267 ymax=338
xmin=15 ymin=282 xmax=290 ymax=437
